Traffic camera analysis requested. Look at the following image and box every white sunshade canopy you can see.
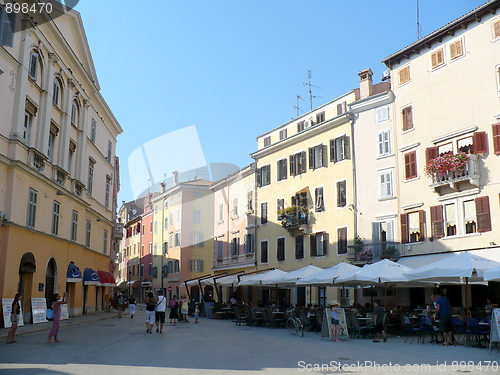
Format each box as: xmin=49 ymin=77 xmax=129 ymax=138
xmin=335 ymin=259 xmax=414 ymax=286
xmin=260 ymin=265 xmax=323 ymax=286
xmin=237 ymin=269 xmax=287 ymax=286
xmin=296 ymin=262 xmax=360 ymax=286
xmin=483 ymin=265 xmax=500 ymax=282
xmin=404 ymin=251 xmax=500 ymax=283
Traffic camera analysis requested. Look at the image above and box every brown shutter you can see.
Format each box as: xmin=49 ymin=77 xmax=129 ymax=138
xmin=330 ymin=139 xmax=336 ymax=162
xmin=401 ymin=213 xmax=409 ymax=243
xmin=475 ymin=196 xmax=492 ymax=232
xmin=323 ymin=232 xmax=328 ymax=256
xmin=492 ymin=123 xmax=500 ymax=155
xmin=289 ymin=155 xmax=295 ymax=176
xmin=310 ymin=234 xmax=317 ymax=257
xmin=419 ymin=210 xmax=426 ymax=241
xmin=309 ymin=147 xmax=314 ymax=169
xmin=425 ymin=147 xmax=438 ymax=164
xmin=430 ymin=205 xmax=444 ymax=238
xmin=405 ymin=151 xmax=417 ymax=179
xmin=402 ymin=106 xmax=413 ymax=131
xmin=495 ymin=19 xmax=500 ymax=39
xmin=473 ymin=131 xmax=487 ymax=154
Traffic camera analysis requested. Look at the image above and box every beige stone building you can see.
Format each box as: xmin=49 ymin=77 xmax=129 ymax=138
xmin=0 ymin=5 xmax=122 ymax=320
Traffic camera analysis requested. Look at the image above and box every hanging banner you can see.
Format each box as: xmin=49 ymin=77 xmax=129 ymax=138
xmin=321 ymin=308 xmax=349 ymax=341
xmin=2 ymin=298 xmax=24 ymax=328
xmin=31 ymin=298 xmax=48 ymax=324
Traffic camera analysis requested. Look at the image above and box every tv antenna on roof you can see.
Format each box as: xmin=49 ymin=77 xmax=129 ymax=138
xmin=416 ymin=0 xmax=422 ymax=39
xmin=294 ymin=95 xmax=305 ymax=117
xmin=303 ymin=70 xmax=322 ymax=111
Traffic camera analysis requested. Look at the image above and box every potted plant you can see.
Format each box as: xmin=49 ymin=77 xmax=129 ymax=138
xmin=424 ymin=152 xmax=469 ymax=178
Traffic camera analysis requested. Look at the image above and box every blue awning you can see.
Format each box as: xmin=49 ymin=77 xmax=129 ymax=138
xmin=83 ymin=268 xmax=101 ymax=286
xmin=66 ymin=262 xmax=82 ymax=283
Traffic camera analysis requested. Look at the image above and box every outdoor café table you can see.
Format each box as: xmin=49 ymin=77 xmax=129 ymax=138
xmin=357 ymin=317 xmax=371 ymax=326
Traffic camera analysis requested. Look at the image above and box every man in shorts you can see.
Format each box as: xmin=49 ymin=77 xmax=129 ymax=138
xmin=155 ymin=290 xmax=167 ymax=333
xmin=435 ymin=290 xmax=452 ymax=345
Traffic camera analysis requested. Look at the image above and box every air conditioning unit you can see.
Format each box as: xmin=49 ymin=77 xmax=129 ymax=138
xmin=381 ymin=70 xmax=391 ymax=81
xmin=304 ymin=121 xmax=310 ymax=128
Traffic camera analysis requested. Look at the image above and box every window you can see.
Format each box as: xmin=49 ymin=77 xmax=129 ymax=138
xmin=167 ymin=261 xmax=173 ymax=274
xmin=431 ymin=48 xmax=445 ymax=69
xmin=261 ymin=202 xmax=268 ymax=224
xmin=404 ymin=151 xmax=417 ymax=180
xmin=27 ymin=188 xmax=37 ymax=229
xmin=232 ymin=196 xmax=238 ymax=217
xmin=263 ymin=136 xmax=271 ymax=147
xmin=276 ymin=198 xmax=284 ymax=219
xmin=337 ymin=228 xmax=347 ymax=255
xmin=279 ymin=129 xmax=287 ymax=140
xmin=52 ymin=79 xmax=61 ymax=106
xmin=191 ymin=232 xmax=204 ymax=247
xmin=176 ymin=209 xmax=180 ymax=223
xmin=318 ymin=287 xmax=327 ymax=308
xmin=218 ymin=202 xmax=223 ymax=222
xmin=149 ymin=221 xmax=153 ymax=233
xmin=337 ymin=102 xmax=346 ymax=115
xmin=336 ymin=180 xmax=346 ymax=207
xmin=87 ymin=160 xmax=95 ymax=195
xmin=23 ymin=112 xmax=32 ymax=146
xmin=277 ymin=237 xmax=285 ymax=261
xmin=475 ymin=196 xmax=491 ymax=232
xmin=309 ymin=144 xmax=327 ymax=169
xmin=377 ymin=130 xmax=391 ymax=156
xmin=174 ymin=260 xmax=180 ymax=272
xmin=449 ymin=38 xmax=464 ymax=60
xmin=494 ymin=18 xmax=500 ymax=40
xmin=169 ymin=233 xmax=173 ymax=249
xmin=295 ymin=235 xmax=304 ymax=259
xmin=217 ymin=238 xmax=223 ymax=258
xmin=297 ymin=121 xmax=305 ymax=132
xmin=90 ymin=118 xmax=96 ymax=142
xmin=71 ymin=101 xmax=79 ymax=126
xmin=68 ymin=141 xmax=76 ymax=173
xmin=103 ymin=230 xmax=108 ymax=254
xmin=244 ymin=233 xmax=254 ymax=253
xmin=379 ymin=170 xmax=393 ymax=199
xmin=0 ymin=6 xmax=15 ymax=47
xmin=257 ymin=164 xmax=271 ymax=186
xmin=190 ymin=259 xmax=204 ymax=272
xmin=376 ymin=106 xmax=390 ymax=123
xmin=316 ymin=111 xmax=325 ymax=123
xmin=105 ymin=177 xmax=111 ymax=208
xmin=310 ymin=232 xmax=327 ymax=257
xmin=401 ymin=210 xmax=425 ymax=243
xmin=71 ymin=210 xmax=78 ymax=241
xmin=444 ymin=204 xmax=457 ymax=236
xmin=398 ymin=65 xmax=410 ymax=85
xmin=260 ymin=241 xmax=268 ymax=263
xmin=231 ymin=237 xmax=239 ymax=256
xmin=86 ymin=220 xmax=91 ymax=247
xmin=154 ymin=221 xmax=158 ymax=233
xmin=193 ymin=210 xmax=201 ymax=224
xmin=315 ymin=187 xmax=324 ymax=212
xmin=493 ymin=123 xmax=500 ymax=154
xmin=330 ymin=135 xmax=350 ymax=162
xmin=52 ymin=201 xmax=60 ymax=235
xmin=463 ymin=200 xmax=476 ymax=234
xmin=402 ymin=105 xmax=413 ymax=131
xmin=247 ymin=191 xmax=253 ymax=211
xmin=47 ymin=125 xmax=58 ymax=162
xmin=289 ymin=151 xmax=307 ymax=176
xmin=174 ymin=231 xmax=181 ymax=247
xmin=277 ymin=158 xmax=287 ymax=181
xmin=29 ymin=51 xmax=39 ymax=80
xmin=107 ymin=141 xmax=112 ymax=161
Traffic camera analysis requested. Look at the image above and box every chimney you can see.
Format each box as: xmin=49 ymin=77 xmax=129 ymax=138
xmin=358 ymin=69 xmax=373 ymax=99
xmin=160 ymin=182 xmax=167 ymax=193
xmin=172 ymin=170 xmax=179 ymax=186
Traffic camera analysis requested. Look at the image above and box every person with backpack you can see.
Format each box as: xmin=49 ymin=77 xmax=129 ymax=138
xmin=169 ymin=295 xmax=179 ymax=324
xmin=154 ymin=290 xmax=167 ymax=333
xmin=144 ymin=292 xmax=156 ymax=334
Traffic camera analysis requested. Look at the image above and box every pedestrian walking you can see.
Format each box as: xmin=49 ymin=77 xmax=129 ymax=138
xmin=144 ymin=292 xmax=156 ymax=334
xmin=128 ymin=295 xmax=136 ymax=318
xmin=169 ymin=295 xmax=179 ymax=324
xmin=47 ymin=292 xmax=67 ymax=343
xmin=180 ymin=296 xmax=189 ymax=323
xmin=155 ymin=290 xmax=167 ymax=333
xmin=6 ymin=293 xmax=22 ymax=344
xmin=117 ymin=293 xmax=124 ymax=318
xmin=194 ymin=303 xmax=200 ymax=323
xmin=372 ymin=300 xmax=387 ymax=342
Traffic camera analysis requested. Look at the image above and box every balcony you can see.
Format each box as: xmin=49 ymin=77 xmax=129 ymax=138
xmin=281 ymin=211 xmax=308 ymax=229
xmin=428 ymin=154 xmax=479 ymax=193
xmin=213 ymin=253 xmax=255 ymax=269
xmin=347 ymin=242 xmax=402 ymax=265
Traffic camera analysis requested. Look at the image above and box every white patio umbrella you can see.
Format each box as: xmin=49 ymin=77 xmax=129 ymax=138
xmin=261 ymin=265 xmax=323 ymax=286
xmin=404 ymin=252 xmax=500 ymax=312
xmin=296 ymin=262 xmax=360 ymax=286
xmin=335 ymin=259 xmax=414 ymax=286
xmin=237 ymin=269 xmax=288 ymax=286
xmin=483 ymin=265 xmax=500 ymax=282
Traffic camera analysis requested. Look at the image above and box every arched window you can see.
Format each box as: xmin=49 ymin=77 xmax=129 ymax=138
xmin=52 ymin=78 xmax=61 ymax=106
xmin=28 ymin=49 xmax=44 ymax=87
xmin=70 ymin=100 xmax=79 ymax=126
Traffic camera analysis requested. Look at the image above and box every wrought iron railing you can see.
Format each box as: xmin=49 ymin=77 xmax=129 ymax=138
xmin=346 ymin=242 xmax=402 ymax=264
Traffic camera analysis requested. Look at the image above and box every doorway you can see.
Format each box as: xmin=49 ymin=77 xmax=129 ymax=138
xmin=45 ymin=258 xmax=57 ymax=307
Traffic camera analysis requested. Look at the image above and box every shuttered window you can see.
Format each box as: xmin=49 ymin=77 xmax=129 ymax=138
xmin=398 ymin=66 xmax=410 ymax=85
xmin=316 ymin=111 xmax=325 ymax=124
xmin=289 ymin=152 xmax=306 ymax=176
xmin=431 ymin=48 xmax=444 ymax=68
xmin=425 ymin=147 xmax=438 ymax=164
xmin=277 ymin=238 xmax=285 ymax=261
xmin=315 ymin=187 xmax=324 ymax=212
xmin=261 ymin=202 xmax=268 ymax=224
xmin=404 ymin=151 xmax=417 ymax=180
xmin=494 ymin=18 xmax=500 ymax=39
xmin=330 ymin=135 xmax=350 ymax=162
xmin=309 ymin=144 xmax=327 ymax=169
xmin=337 ymin=228 xmax=347 ymax=255
xmin=295 ymin=235 xmax=304 ymax=259
xmin=475 ymin=196 xmax=492 ymax=232
xmin=473 ymin=131 xmax=487 ymax=153
xmin=0 ymin=7 xmax=15 ymax=47
xmin=493 ymin=123 xmax=500 ymax=155
xmin=277 ymin=158 xmax=287 ymax=181
xmin=29 ymin=51 xmax=39 ymax=80
xmin=336 ymin=180 xmax=347 ymax=207
xmin=430 ymin=205 xmax=444 ymax=238
xmin=402 ymin=105 xmax=413 ymax=131
xmin=450 ymin=39 xmax=464 ymax=60
xmin=260 ymin=241 xmax=268 ymax=263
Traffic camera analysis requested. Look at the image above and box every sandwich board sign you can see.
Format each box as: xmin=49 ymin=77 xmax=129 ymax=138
xmin=321 ymin=308 xmax=349 ymax=341
xmin=2 ymin=298 xmax=24 ymax=328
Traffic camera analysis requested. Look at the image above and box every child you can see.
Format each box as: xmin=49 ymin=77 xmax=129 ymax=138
xmin=194 ymin=303 xmax=200 ymax=323
xmin=330 ymin=301 xmax=342 ymax=342
xmin=180 ymin=296 xmax=189 ymax=323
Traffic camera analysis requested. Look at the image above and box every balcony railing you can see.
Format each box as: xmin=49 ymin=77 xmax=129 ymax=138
xmin=346 ymin=242 xmax=402 ymax=265
xmin=280 ymin=212 xmax=308 ymax=229
xmin=213 ymin=253 xmax=255 ymax=269
xmin=428 ymin=154 xmax=479 ymax=192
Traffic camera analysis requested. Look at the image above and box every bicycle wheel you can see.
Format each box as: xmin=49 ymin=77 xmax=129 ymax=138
xmin=297 ymin=319 xmax=304 ymax=337
xmin=286 ymin=317 xmax=297 ymax=335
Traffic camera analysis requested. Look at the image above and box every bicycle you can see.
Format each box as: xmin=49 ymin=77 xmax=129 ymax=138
xmin=286 ymin=308 xmax=304 ymax=337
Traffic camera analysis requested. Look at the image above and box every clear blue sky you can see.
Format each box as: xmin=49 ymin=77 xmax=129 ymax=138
xmin=75 ymin=0 xmax=486 ymax=203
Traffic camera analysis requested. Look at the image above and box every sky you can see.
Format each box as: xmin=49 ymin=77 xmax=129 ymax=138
xmin=73 ymin=0 xmax=487 ymax=203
